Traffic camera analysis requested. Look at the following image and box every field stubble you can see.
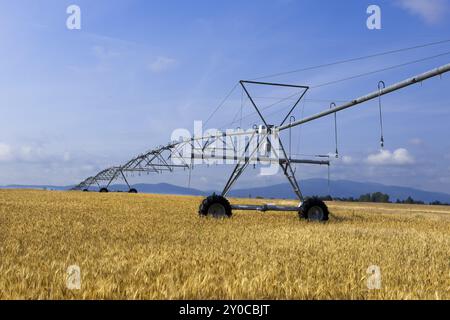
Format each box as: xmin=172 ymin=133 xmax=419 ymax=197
xmin=0 ymin=189 xmax=449 ymax=299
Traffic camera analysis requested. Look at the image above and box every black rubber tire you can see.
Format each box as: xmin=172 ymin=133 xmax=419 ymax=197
xmin=299 ymin=197 xmax=329 ymax=221
xmin=128 ymin=188 xmax=138 ymax=194
xmin=99 ymin=187 xmax=109 ymax=193
xmin=83 ymin=189 xmax=89 ymax=192
xmin=199 ymin=194 xmax=232 ymax=218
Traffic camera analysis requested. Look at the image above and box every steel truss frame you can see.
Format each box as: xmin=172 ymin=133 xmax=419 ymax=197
xmin=72 ymin=80 xmax=326 ymax=195
xmin=72 ymin=144 xmax=191 ymax=191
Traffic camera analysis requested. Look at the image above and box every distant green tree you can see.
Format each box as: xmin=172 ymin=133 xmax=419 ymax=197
xmin=357 ymin=192 xmax=390 ymax=203
xmin=371 ymin=192 xmax=390 ymax=203
xmin=404 ymin=196 xmax=414 ymax=204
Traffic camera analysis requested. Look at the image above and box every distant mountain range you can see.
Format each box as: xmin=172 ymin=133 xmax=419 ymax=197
xmin=2 ymin=179 xmax=450 ymax=203
xmin=1 ymin=184 xmax=69 ymax=191
xmin=230 ymin=179 xmax=450 ymax=203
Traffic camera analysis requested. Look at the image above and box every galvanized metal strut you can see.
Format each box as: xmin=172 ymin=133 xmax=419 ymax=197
xmin=220 ymin=80 xmax=310 ymax=200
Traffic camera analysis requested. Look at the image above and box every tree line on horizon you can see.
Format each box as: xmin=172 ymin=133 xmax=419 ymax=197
xmin=315 ymin=192 xmax=449 ymax=206
xmin=253 ymin=192 xmax=449 ymax=206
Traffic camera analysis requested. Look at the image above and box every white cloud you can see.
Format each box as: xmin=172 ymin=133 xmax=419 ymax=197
xmin=63 ymin=152 xmax=71 ymax=162
xmin=395 ymin=0 xmax=449 ymax=24
xmin=92 ymin=45 xmax=120 ymax=59
xmin=19 ymin=146 xmax=33 ymax=160
xmin=366 ymin=148 xmax=415 ymax=166
xmin=19 ymin=145 xmax=46 ymax=162
xmin=148 ymin=56 xmax=178 ymax=73
xmin=0 ymin=143 xmax=13 ymax=161
xmin=341 ymin=155 xmax=353 ymax=164
xmin=81 ymin=165 xmax=95 ymax=172
xmin=0 ymin=143 xmax=72 ymax=164
xmin=409 ymin=138 xmax=424 ymax=146
xmin=329 ymin=154 xmax=354 ymax=165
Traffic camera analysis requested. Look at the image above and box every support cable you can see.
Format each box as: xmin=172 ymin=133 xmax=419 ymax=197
xmin=203 ymin=83 xmax=239 ymax=128
xmin=252 ymin=39 xmax=450 ymax=80
xmin=327 ymin=162 xmax=331 ymax=198
xmin=296 ymin=101 xmax=306 ymax=156
xmin=289 ymin=116 xmax=295 ymax=160
xmin=226 ymin=50 xmax=450 ymax=128
xmin=240 ymin=87 xmax=244 ymax=129
xmin=188 ymin=161 xmax=193 ymax=188
xmin=312 ymin=50 xmax=450 ymax=90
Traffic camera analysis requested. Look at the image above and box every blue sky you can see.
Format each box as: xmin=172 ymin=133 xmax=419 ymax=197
xmin=0 ymin=0 xmax=450 ymax=194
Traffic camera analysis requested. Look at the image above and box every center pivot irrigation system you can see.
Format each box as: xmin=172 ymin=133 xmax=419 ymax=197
xmin=73 ymin=62 xmax=450 ymax=221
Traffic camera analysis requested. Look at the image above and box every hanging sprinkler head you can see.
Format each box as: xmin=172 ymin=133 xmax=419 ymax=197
xmin=330 ymin=102 xmax=339 ymax=158
xmin=378 ymin=81 xmax=386 ymax=150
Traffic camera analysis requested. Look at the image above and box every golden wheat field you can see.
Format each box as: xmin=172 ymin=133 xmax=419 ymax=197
xmin=0 ymin=189 xmax=449 ymax=300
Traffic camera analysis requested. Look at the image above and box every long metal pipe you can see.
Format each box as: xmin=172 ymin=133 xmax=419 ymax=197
xmin=189 ymin=153 xmax=329 ymax=165
xmin=278 ymin=62 xmax=450 ymax=131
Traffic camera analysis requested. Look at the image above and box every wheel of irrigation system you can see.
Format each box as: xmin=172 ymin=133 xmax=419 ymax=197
xmin=299 ymin=197 xmax=329 ymax=221
xmin=128 ymin=188 xmax=138 ymax=194
xmin=199 ymin=194 xmax=232 ymax=218
xmin=83 ymin=189 xmax=89 ymax=192
xmin=99 ymin=187 xmax=109 ymax=193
